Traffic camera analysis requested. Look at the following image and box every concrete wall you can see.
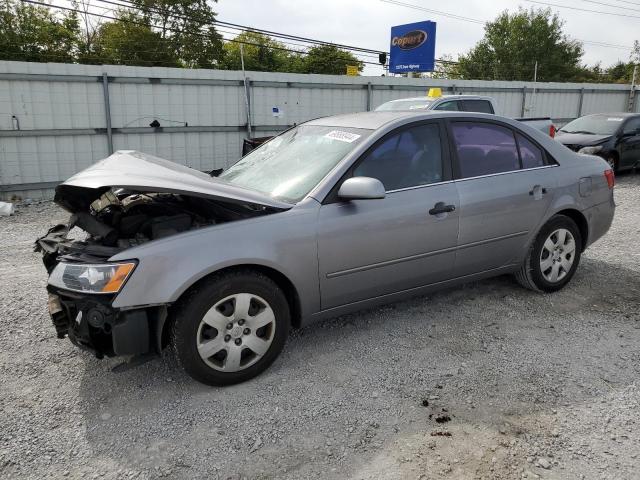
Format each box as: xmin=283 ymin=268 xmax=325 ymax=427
xmin=1 ymin=61 xmax=637 ymax=200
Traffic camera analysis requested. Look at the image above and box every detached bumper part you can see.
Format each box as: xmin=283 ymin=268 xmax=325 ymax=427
xmin=48 ymin=289 xmax=164 ymax=358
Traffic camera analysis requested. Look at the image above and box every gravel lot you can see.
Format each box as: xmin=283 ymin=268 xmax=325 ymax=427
xmin=1 ymin=174 xmax=639 ymax=480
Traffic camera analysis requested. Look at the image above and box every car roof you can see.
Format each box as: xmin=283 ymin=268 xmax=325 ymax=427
xmin=384 ymin=94 xmax=491 ymax=103
xmin=580 ymin=112 xmax=639 ymax=118
xmin=305 ymin=111 xmax=419 ymax=129
xmin=305 ymin=110 xmax=503 ymax=130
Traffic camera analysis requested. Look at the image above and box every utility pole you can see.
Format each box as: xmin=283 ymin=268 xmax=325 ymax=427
xmin=240 ymin=44 xmax=252 ymax=138
xmin=628 ymin=64 xmax=638 ymax=113
xmin=530 ymin=61 xmax=538 ymax=117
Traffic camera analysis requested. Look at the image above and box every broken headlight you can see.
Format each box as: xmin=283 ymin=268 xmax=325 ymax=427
xmin=48 ymin=262 xmax=136 ymax=294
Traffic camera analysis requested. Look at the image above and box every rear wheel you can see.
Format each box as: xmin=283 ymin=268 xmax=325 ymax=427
xmin=515 ymin=215 xmax=582 ymax=293
xmin=172 ymin=271 xmax=290 ymax=386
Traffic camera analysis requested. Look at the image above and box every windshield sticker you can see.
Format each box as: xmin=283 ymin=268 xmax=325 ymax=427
xmin=324 ymin=130 xmax=361 ymax=143
xmin=607 ymin=117 xmax=623 ymax=121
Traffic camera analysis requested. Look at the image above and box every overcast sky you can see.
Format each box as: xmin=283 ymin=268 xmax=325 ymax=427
xmin=214 ymin=0 xmax=639 ymax=76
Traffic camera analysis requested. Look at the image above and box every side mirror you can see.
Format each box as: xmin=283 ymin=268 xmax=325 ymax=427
xmin=337 ymin=177 xmax=386 ymax=200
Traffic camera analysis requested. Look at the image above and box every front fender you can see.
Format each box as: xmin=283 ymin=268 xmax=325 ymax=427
xmin=109 ymin=202 xmax=320 ymax=319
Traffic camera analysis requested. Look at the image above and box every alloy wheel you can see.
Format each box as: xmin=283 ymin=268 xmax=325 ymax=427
xmin=539 ymin=228 xmax=576 ymax=283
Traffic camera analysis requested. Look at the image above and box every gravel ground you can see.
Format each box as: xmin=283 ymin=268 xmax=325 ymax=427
xmin=1 ymin=174 xmax=639 ymax=480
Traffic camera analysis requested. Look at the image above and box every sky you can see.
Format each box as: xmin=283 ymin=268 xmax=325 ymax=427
xmin=213 ymin=0 xmax=639 ymax=76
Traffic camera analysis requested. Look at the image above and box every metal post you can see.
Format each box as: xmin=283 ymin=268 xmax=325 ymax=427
xmin=628 ymin=65 xmax=638 ymax=113
xmin=366 ymin=82 xmax=372 ymax=111
xmin=577 ymin=87 xmax=585 ymax=117
xmin=101 ymin=73 xmax=113 ymax=155
xmin=520 ymin=86 xmax=527 ymax=117
xmin=240 ymin=45 xmax=252 ymax=138
xmin=452 ymin=84 xmax=457 ymax=95
xmin=530 ymin=61 xmax=538 ymax=117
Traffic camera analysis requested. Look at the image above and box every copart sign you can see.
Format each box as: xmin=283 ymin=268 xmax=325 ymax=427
xmin=389 ymin=21 xmax=436 ymax=73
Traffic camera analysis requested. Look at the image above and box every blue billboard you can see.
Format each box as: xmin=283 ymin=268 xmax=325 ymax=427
xmin=389 ymin=21 xmax=436 ymax=73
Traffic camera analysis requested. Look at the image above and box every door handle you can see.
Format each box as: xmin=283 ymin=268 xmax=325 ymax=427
xmin=429 ymin=202 xmax=456 ymax=215
xmin=529 ymin=185 xmax=547 ymax=195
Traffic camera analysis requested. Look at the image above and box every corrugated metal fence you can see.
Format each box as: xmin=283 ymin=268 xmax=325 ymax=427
xmin=1 ymin=61 xmax=637 ymax=200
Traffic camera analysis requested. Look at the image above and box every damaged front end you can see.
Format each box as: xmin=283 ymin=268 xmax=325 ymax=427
xmin=36 ymin=151 xmax=290 ymax=360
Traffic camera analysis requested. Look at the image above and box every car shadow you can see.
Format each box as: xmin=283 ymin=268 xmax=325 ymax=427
xmin=75 ymin=256 xmax=640 ymax=477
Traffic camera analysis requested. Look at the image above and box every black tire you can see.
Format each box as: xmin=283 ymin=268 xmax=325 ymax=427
xmin=605 ymin=154 xmax=618 ymax=174
xmin=515 ymin=215 xmax=582 ymax=293
xmin=172 ymin=270 xmax=290 ymax=386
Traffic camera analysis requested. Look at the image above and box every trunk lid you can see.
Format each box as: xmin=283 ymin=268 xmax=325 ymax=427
xmin=55 ymin=150 xmax=293 ymax=212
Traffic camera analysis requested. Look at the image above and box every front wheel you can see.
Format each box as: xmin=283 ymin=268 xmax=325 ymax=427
xmin=172 ymin=271 xmax=290 ymax=386
xmin=515 ymin=215 xmax=582 ymax=293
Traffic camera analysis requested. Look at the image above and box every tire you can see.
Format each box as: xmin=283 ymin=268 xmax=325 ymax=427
xmin=515 ymin=215 xmax=582 ymax=293
xmin=172 ymin=270 xmax=290 ymax=386
xmin=605 ymin=154 xmax=618 ymax=173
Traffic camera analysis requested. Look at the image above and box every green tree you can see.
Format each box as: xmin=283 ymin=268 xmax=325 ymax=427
xmin=0 ymin=0 xmax=80 ymax=63
xmin=428 ymin=54 xmax=461 ymax=79
xmin=457 ymin=8 xmax=584 ymax=82
xmin=130 ymin=0 xmax=224 ymax=68
xmin=91 ymin=11 xmax=178 ymax=67
xmin=301 ymin=45 xmax=363 ymax=75
xmin=222 ymin=31 xmax=302 ymax=72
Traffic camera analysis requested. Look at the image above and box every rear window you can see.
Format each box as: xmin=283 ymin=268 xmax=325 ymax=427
xmin=461 ymin=99 xmax=494 ymax=114
xmin=433 ymin=100 xmax=460 ymax=111
xmin=452 ymin=122 xmax=550 ymax=178
xmin=451 ymin=122 xmax=520 ymax=178
xmin=516 ymin=133 xmax=545 ymax=168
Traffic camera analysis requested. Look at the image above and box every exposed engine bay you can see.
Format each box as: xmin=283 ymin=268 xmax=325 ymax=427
xmin=36 ymin=188 xmax=277 ymax=272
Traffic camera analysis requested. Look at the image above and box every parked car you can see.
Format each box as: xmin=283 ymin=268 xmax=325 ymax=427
xmin=555 ymin=113 xmax=640 ymax=172
xmin=375 ymin=94 xmax=557 ymax=137
xmin=37 ymin=111 xmax=615 ymax=386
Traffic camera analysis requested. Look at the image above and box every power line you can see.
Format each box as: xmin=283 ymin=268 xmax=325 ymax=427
xmin=581 ymin=0 xmax=640 ymax=11
xmin=381 ymin=0 xmax=635 ymax=50
xmin=583 ymin=0 xmax=640 ymax=6
xmin=94 ymin=0 xmax=388 ymax=57
xmin=524 ymin=0 xmax=640 ymax=19
xmin=21 ymin=0 xmax=387 ymax=67
xmin=380 ymin=0 xmax=485 ymax=24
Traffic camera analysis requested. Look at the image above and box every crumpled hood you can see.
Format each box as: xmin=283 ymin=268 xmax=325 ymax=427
xmin=555 ymin=132 xmax=612 ymax=147
xmin=55 ymin=150 xmax=293 ymax=212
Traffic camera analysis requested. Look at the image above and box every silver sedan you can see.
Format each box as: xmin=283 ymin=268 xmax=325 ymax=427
xmin=39 ymin=111 xmax=615 ymax=385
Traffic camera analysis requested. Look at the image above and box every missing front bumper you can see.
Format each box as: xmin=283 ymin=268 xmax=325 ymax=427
xmin=47 ymin=288 xmax=166 ymax=358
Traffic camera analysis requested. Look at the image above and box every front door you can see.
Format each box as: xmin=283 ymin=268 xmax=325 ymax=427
xmin=619 ymin=117 xmax=640 ymax=170
xmin=448 ymin=120 xmax=557 ymax=276
xmin=316 ymin=122 xmax=460 ymax=310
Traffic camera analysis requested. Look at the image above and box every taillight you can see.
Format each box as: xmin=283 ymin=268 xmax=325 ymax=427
xmin=604 ymin=169 xmax=615 ymax=189
xmin=549 ymin=124 xmax=556 ymax=138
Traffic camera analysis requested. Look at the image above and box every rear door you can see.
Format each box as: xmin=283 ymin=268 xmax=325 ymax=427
xmin=619 ymin=117 xmax=640 ymax=169
xmin=447 ymin=119 xmax=558 ymax=277
xmin=316 ymin=121 xmax=460 ymax=309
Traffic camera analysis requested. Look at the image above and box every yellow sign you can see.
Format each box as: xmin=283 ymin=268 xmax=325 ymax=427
xmin=346 ymin=65 xmax=359 ymax=76
xmin=427 ymin=87 xmax=442 ymax=97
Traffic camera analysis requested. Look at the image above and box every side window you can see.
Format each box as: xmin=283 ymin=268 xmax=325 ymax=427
xmin=451 ymin=122 xmax=520 ymax=178
xmin=516 ymin=133 xmax=545 ymax=169
xmin=354 ymin=124 xmax=443 ymax=191
xmin=461 ymin=99 xmax=494 ymax=114
xmin=623 ymin=117 xmax=640 ymax=135
xmin=433 ymin=101 xmax=460 ymax=111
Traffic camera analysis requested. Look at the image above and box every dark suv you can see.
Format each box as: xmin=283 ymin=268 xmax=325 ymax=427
xmin=555 ymin=113 xmax=640 ymax=172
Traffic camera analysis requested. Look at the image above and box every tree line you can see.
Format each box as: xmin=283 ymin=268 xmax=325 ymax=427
xmin=1 ymin=1 xmax=638 ymax=83
xmin=0 ymin=0 xmax=364 ymax=74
